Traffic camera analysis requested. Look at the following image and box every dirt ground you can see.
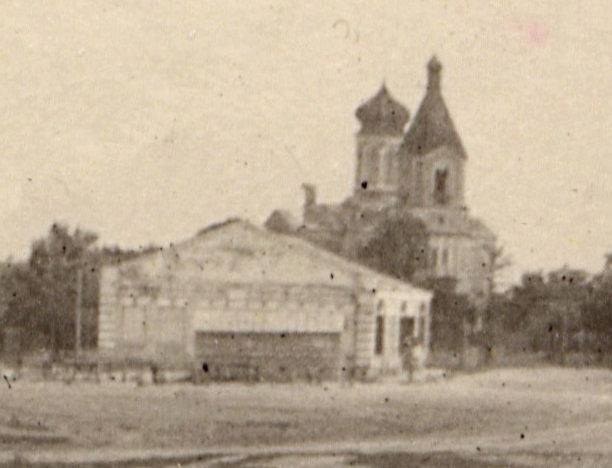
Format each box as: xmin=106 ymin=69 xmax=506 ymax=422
xmin=0 ymin=367 xmax=611 ymax=467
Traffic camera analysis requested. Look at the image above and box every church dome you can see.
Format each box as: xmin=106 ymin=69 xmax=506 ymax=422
xmin=356 ymin=84 xmax=410 ymax=136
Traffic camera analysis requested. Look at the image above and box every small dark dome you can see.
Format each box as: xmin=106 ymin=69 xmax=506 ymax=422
xmin=428 ymin=55 xmax=442 ymax=73
xmin=355 ymin=84 xmax=410 ymax=136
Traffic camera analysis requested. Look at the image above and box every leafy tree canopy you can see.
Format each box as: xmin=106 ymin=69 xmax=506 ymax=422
xmin=1 ymin=223 xmax=100 ymax=354
xmin=356 ymin=212 xmax=429 ymax=282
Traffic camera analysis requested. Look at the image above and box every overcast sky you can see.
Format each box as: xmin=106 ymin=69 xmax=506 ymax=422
xmin=0 ymin=1 xmax=610 ymax=287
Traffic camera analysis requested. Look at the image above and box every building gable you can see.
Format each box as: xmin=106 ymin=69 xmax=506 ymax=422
xmin=105 ymin=219 xmax=429 ymax=299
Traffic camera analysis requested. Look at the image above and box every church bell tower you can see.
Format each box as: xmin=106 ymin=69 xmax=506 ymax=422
xmin=399 ymin=56 xmax=467 ymax=210
xmin=354 ymin=84 xmax=410 ymax=206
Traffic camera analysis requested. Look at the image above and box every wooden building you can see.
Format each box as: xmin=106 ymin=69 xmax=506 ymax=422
xmin=98 ymin=219 xmax=432 ymax=381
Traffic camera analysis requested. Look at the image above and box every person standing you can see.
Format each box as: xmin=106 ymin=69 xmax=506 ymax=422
xmin=401 ymin=334 xmax=415 ymax=383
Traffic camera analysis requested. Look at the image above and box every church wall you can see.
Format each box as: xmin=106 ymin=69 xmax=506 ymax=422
xmin=423 ymin=233 xmax=493 ymax=300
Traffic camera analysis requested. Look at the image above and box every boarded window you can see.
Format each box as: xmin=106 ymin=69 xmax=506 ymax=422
xmin=374 ymin=315 xmax=385 ymax=355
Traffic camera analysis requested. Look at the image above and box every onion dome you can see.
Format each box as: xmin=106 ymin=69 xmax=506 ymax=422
xmin=355 ymin=84 xmax=410 ymax=136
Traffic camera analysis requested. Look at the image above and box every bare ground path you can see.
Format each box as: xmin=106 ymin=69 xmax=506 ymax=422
xmin=1 ymin=367 xmax=610 ymax=467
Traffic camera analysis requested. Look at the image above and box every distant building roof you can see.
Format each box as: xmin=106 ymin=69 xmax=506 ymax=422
xmin=355 ymin=84 xmax=410 ymax=136
xmin=401 ymin=56 xmax=467 ymax=159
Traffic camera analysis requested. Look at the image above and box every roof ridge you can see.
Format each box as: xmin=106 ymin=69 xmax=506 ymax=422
xmin=196 ymin=219 xmax=429 ymax=293
xmin=196 ymin=217 xmax=244 ymax=237
xmin=261 ymin=224 xmax=430 ymax=294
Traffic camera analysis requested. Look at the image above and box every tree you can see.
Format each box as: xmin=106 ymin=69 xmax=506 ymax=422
xmin=420 ymin=277 xmax=473 ymax=355
xmin=356 ymin=213 xmax=429 ymax=282
xmin=484 ymin=267 xmax=596 ymax=363
xmin=1 ymin=224 xmax=100 ymax=355
xmin=582 ymin=266 xmax=612 ymax=357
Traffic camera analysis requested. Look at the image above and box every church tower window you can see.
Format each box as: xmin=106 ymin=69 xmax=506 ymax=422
xmin=429 ymin=248 xmax=438 ymax=269
xmin=434 ymin=168 xmax=450 ymax=205
xmin=362 ymin=150 xmax=380 ymax=187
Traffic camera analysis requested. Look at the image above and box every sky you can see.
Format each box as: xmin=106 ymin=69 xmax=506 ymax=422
xmin=0 ymin=1 xmax=610 ymax=288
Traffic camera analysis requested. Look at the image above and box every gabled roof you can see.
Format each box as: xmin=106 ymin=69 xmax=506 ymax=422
xmin=201 ymin=219 xmax=430 ymax=295
xmin=108 ymin=218 xmax=431 ymax=299
xmin=400 ymin=57 xmax=467 ymax=159
xmin=355 ymin=84 xmax=410 ymax=136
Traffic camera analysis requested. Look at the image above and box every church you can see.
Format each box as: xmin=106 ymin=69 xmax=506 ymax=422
xmin=266 ymin=57 xmax=496 ymax=307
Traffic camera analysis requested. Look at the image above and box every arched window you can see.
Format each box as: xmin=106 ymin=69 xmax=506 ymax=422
xmin=362 ymin=149 xmax=380 ymax=186
xmin=383 ymin=150 xmax=398 ymax=186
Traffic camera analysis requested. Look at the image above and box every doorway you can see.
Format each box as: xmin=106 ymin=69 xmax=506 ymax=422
xmin=398 ymin=317 xmax=415 ymax=370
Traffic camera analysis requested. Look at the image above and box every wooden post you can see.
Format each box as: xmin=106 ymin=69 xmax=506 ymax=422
xmin=461 ymin=315 xmax=469 ymax=368
xmin=75 ymin=267 xmax=83 ymax=359
xmin=561 ymin=303 xmax=569 ymax=366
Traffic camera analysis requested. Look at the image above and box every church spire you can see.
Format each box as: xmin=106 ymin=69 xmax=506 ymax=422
xmin=400 ymin=56 xmax=467 ymax=159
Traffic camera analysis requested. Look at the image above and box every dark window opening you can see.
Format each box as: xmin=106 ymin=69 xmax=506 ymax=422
xmin=374 ymin=315 xmax=385 ymax=355
xmin=399 ymin=317 xmax=415 ymax=353
xmin=429 ymin=248 xmax=438 ymax=269
xmin=434 ymin=168 xmax=450 ymax=205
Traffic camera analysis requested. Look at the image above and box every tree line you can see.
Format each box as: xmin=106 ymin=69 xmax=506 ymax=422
xmin=0 ymin=218 xmax=610 ymax=366
xmin=482 ymin=266 xmax=612 ymax=364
